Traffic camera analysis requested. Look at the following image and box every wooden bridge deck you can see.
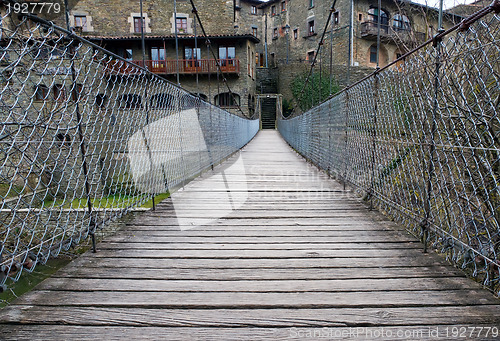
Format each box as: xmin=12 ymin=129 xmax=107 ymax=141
xmin=1 ymin=130 xmax=500 ymax=340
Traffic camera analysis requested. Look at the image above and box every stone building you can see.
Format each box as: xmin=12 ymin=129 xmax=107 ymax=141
xmin=249 ymin=0 xmax=462 ymax=103
xmin=55 ymin=0 xmax=261 ymax=117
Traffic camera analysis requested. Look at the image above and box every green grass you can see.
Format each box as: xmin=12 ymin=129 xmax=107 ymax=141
xmin=43 ymin=192 xmax=170 ymax=209
xmin=0 ymin=183 xmax=25 ymax=199
xmin=142 ymin=192 xmax=171 ymax=209
xmin=0 ymin=257 xmax=72 ymax=308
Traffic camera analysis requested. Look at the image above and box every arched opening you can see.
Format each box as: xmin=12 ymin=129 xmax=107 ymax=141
xmin=214 ymin=92 xmax=240 ymax=108
xmin=118 ymin=94 xmax=142 ymax=109
xmin=368 ymin=44 xmax=388 ymax=66
xmin=150 ymin=93 xmax=175 ymax=109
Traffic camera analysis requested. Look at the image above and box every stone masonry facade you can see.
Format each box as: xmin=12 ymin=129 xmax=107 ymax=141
xmin=45 ymin=0 xmax=464 ymax=116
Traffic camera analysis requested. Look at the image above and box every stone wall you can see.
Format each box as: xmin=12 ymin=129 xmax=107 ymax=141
xmin=275 ymin=62 xmax=372 ymax=103
xmin=53 ymin=0 xmax=237 ymax=37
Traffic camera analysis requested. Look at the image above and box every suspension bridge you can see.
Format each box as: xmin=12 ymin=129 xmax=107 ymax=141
xmin=0 ymin=0 xmax=500 ymax=339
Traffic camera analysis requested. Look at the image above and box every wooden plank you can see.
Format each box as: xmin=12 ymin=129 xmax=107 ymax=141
xmin=105 ymin=231 xmax=412 ymax=239
xmin=2 ymin=306 xmax=500 ymax=327
xmin=87 ymin=248 xmax=428 ymax=258
xmin=13 ymin=290 xmax=498 ymax=308
xmin=104 ymin=236 xmax=416 ymax=244
xmin=35 ymin=277 xmax=482 ymax=293
xmin=69 ymin=255 xmax=448 ymax=269
xmin=3 ymin=325 xmax=500 ymax=341
xmin=53 ymin=266 xmax=465 ymax=280
xmin=95 ymin=242 xmax=422 ymax=250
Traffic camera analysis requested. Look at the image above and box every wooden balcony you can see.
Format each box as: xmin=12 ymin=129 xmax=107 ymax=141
xmin=134 ymin=59 xmax=240 ymax=75
xmin=360 ymin=21 xmax=425 ymax=45
xmin=103 ymin=58 xmax=240 ymax=76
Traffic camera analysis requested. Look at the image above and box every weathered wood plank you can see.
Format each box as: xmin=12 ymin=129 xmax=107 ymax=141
xmin=53 ymin=266 xmax=465 ymax=280
xmin=88 ymin=248 xmax=428 ymax=258
xmin=2 ymin=306 xmax=499 ymax=327
xmin=95 ymin=242 xmax=422 ymax=250
xmin=12 ymin=290 xmax=498 ymax=308
xmin=69 ymin=255 xmax=449 ymax=269
xmin=34 ymin=277 xmax=482 ymax=293
xmin=4 ymin=324 xmax=500 ymax=341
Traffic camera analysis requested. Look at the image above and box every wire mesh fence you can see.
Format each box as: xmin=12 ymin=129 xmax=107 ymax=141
xmin=0 ymin=8 xmax=258 ymax=291
xmin=278 ymin=9 xmax=500 ymax=294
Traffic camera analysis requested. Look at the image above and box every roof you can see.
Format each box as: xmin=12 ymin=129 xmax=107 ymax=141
xmin=87 ymin=34 xmax=260 ymax=44
xmin=240 ymin=0 xmax=266 ymax=4
xmin=394 ymin=0 xmax=465 ymax=19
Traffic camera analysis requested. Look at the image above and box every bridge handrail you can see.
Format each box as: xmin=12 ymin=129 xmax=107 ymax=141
xmin=278 ymin=5 xmax=500 ymax=295
xmin=0 ymin=4 xmax=259 ymax=291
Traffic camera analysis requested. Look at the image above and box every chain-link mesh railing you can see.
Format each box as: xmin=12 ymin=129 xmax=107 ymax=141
xmin=0 ymin=8 xmax=258 ymax=291
xmin=279 ymin=7 xmax=500 ymax=294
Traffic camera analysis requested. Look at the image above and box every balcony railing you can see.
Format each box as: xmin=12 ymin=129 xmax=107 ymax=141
xmin=103 ymin=59 xmax=240 ymax=76
xmin=360 ymin=21 xmax=425 ymax=44
xmin=135 ymin=59 xmax=240 ymax=75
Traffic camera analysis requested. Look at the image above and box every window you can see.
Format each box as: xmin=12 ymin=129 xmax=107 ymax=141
xmin=219 ymin=46 xmax=235 ymax=60
xmin=133 ymin=17 xmax=145 ymax=33
xmin=270 ymin=53 xmax=275 ymax=67
xmin=72 ymin=83 xmax=83 ymax=101
xmin=252 ymin=27 xmax=258 ymax=37
xmin=53 ymin=84 xmax=66 ymax=102
xmin=333 ymin=11 xmax=339 ymax=26
xmin=273 ymin=28 xmax=278 ymax=39
xmin=247 ymin=46 xmax=251 ymax=76
xmin=370 ymin=45 xmax=377 ymax=63
xmin=367 ymin=8 xmax=389 ymax=33
xmin=151 ymin=47 xmax=165 ymax=69
xmin=309 ymin=0 xmax=314 ymax=8
xmin=124 ymin=49 xmax=133 ymax=61
xmin=308 ymin=20 xmax=315 ymax=36
xmin=119 ymin=94 xmax=142 ymax=109
xmin=359 ymin=13 xmax=363 ymax=21
xmin=293 ymin=28 xmax=298 ymax=39
xmin=215 ymin=92 xmax=240 ymax=107
xmin=185 ymin=47 xmax=201 ymax=68
xmin=74 ymin=15 xmax=87 ymax=30
xmin=71 ymin=11 xmax=94 ymax=32
xmin=258 ymin=53 xmax=264 ymax=67
xmin=271 ymin=5 xmax=276 ymax=16
xmin=368 ymin=8 xmax=388 ymax=25
xmin=307 ymin=51 xmax=315 ymax=63
xmin=95 ymin=94 xmax=107 ymax=107
xmin=251 ymin=5 xmax=257 ymax=14
xmin=281 ymin=1 xmax=286 ymax=12
xmin=129 ymin=13 xmax=150 ymax=33
xmin=393 ymin=14 xmax=410 ymax=31
xmin=34 ymin=85 xmax=49 ymax=101
xmin=219 ymin=46 xmax=236 ymax=67
xmin=176 ymin=17 xmax=188 ymax=33
xmin=151 ymin=47 xmax=165 ymax=61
